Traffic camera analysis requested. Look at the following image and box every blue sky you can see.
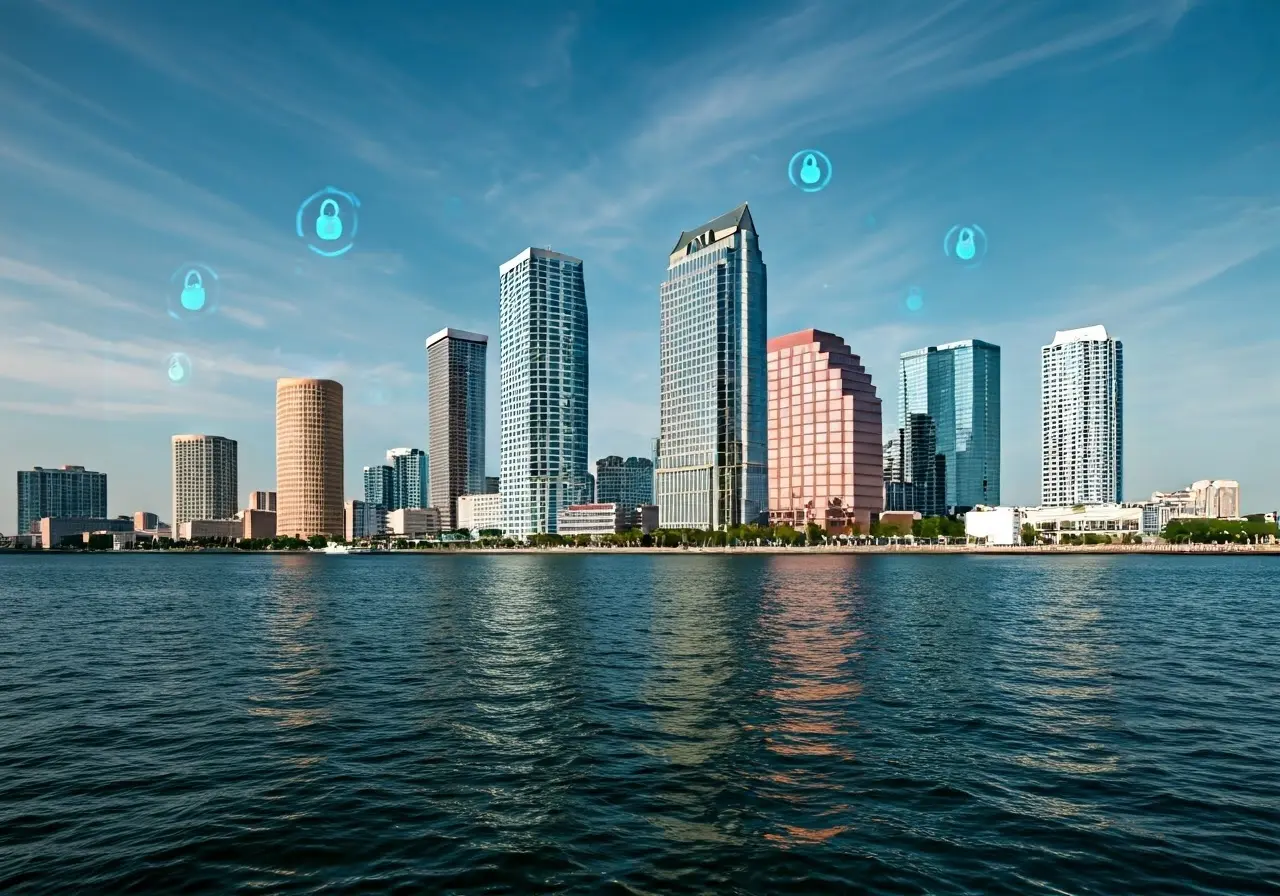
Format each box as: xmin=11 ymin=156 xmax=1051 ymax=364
xmin=1 ymin=0 xmax=1277 ymax=527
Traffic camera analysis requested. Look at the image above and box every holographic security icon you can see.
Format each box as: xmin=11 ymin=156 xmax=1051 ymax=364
xmin=800 ymin=154 xmax=821 ymax=185
xmin=943 ymin=224 xmax=989 ymax=267
xmin=316 ymin=199 xmax=343 ymax=241
xmin=180 ymin=270 xmax=205 ymax=311
xmin=787 ymin=149 xmax=833 ymax=193
xmin=906 ymin=287 xmax=924 ymax=312
xmin=167 ymin=353 xmax=191 ymax=384
xmin=956 ymin=228 xmax=976 ymax=261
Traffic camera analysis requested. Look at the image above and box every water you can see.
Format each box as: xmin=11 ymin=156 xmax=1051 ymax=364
xmin=1 ymin=553 xmax=1278 ymax=895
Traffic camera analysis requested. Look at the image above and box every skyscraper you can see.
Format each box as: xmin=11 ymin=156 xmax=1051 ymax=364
xmin=885 ymin=413 xmax=947 ymax=517
xmin=363 ymin=465 xmax=394 ymax=510
xmin=171 ymin=434 xmax=238 ymax=530
xmin=595 ymin=455 xmax=655 ymax=508
xmin=1041 ymin=325 xmax=1123 ymax=505
xmin=386 ymin=448 xmax=429 ymax=511
xmin=657 ymin=202 xmax=767 ymax=529
xmin=898 ymin=339 xmax=1000 ymax=513
xmin=767 ymin=330 xmax=882 ymax=533
xmin=499 ymin=247 xmax=590 ymax=538
xmin=276 ymin=378 xmax=344 ymax=539
xmin=16 ymin=465 xmax=107 ymax=536
xmin=426 ymin=327 xmax=488 ymax=530
xmin=249 ymin=490 xmax=277 ymax=512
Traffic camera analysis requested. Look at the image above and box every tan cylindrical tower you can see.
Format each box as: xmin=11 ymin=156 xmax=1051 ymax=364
xmin=275 ymin=378 xmax=344 ymax=539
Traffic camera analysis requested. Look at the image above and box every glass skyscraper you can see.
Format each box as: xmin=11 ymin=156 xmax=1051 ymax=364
xmin=898 ymin=339 xmax=1001 ymax=512
xmin=657 ymin=202 xmax=767 ymax=529
xmin=595 ymin=455 xmax=655 ymax=508
xmin=1041 ymin=325 xmax=1123 ymax=505
xmin=426 ymin=327 xmax=488 ymax=530
xmin=16 ymin=465 xmax=107 ymax=536
xmin=498 ymin=247 xmax=590 ymax=538
xmin=387 ymin=448 xmax=429 ymax=511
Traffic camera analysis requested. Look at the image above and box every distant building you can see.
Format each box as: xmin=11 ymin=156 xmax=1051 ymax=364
xmin=386 ymin=507 xmax=441 ymax=539
xmin=363 ymin=465 xmax=395 ymax=522
xmin=180 ymin=519 xmax=241 ymax=541
xmin=458 ymin=493 xmax=502 ymax=535
xmin=595 ymin=456 xmax=655 ymax=508
xmin=964 ymin=506 xmax=1020 ymax=545
xmin=426 ymin=328 xmax=488 ymax=530
xmin=17 ymin=465 xmax=107 ymax=537
xmin=344 ymin=499 xmax=372 ymax=541
xmin=1190 ymin=479 xmax=1240 ymax=518
xmin=172 ymin=434 xmax=238 ymax=532
xmin=249 ymin=490 xmax=277 ymax=512
xmin=558 ymin=503 xmax=631 ymax=536
xmin=499 ymin=247 xmax=590 ymax=538
xmin=276 ymin=377 xmax=344 ymax=539
xmin=1025 ymin=504 xmax=1142 ymax=542
xmin=133 ymin=511 xmax=159 ymax=531
xmin=483 ymin=476 xmax=499 ymax=494
xmin=884 ymin=413 xmax=946 ymax=517
xmin=242 ymin=509 xmax=276 ymax=540
xmin=767 ymin=329 xmax=883 ymax=534
xmin=657 ymin=202 xmax=767 ymax=530
xmin=83 ymin=530 xmax=136 ymax=551
xmin=387 ymin=448 xmax=429 ymax=511
xmin=1041 ymin=326 xmax=1122 ymax=505
xmin=37 ymin=516 xmax=130 ymax=549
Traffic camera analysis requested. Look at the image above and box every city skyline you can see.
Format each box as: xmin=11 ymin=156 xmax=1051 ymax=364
xmin=2 ymin=0 xmax=1277 ymax=520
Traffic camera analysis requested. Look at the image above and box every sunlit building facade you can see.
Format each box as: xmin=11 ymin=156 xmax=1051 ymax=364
xmin=171 ymin=434 xmax=238 ymax=531
xmin=276 ymin=377 xmax=344 ymax=539
xmin=1041 ymin=325 xmax=1123 ymax=505
xmin=426 ymin=327 xmax=488 ymax=530
xmin=767 ymin=329 xmax=882 ymax=533
xmin=16 ymin=465 xmax=107 ymax=537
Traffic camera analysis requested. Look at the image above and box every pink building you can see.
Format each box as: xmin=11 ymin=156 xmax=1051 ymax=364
xmin=767 ymin=329 xmax=883 ymax=534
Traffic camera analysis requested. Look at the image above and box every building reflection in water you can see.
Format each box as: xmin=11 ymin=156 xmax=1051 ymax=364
xmin=755 ymin=556 xmax=865 ymax=846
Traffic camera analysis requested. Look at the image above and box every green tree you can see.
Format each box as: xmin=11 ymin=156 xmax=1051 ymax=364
xmin=805 ymin=522 xmax=824 ymax=545
xmin=1020 ymin=523 xmax=1038 ymax=546
xmin=307 ymin=534 xmax=328 ymax=549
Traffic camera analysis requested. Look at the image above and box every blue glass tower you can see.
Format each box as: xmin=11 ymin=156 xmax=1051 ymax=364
xmin=899 ymin=339 xmax=1000 ymax=512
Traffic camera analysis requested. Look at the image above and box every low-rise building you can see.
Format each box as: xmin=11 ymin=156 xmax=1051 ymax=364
xmin=964 ymin=506 xmax=1020 ymax=545
xmin=558 ymin=503 xmax=629 ymax=536
xmin=634 ymin=504 xmax=659 ymax=534
xmin=458 ymin=493 xmax=502 ymax=535
xmin=242 ymin=509 xmax=276 ymax=540
xmin=38 ymin=516 xmax=133 ymax=549
xmin=84 ymin=530 xmax=137 ymax=550
xmin=180 ymin=519 xmax=241 ymax=541
xmin=387 ymin=507 xmax=441 ymax=539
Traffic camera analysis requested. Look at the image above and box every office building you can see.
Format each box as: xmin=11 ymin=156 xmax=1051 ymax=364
xmin=657 ymin=202 xmax=767 ymax=529
xmin=387 ymin=507 xmax=441 ymax=539
xmin=249 ymin=490 xmax=277 ymax=512
xmin=884 ymin=413 xmax=947 ymax=517
xmin=767 ymin=329 xmax=882 ymax=534
xmin=363 ymin=465 xmax=394 ymax=509
xmin=426 ymin=328 xmax=488 ymax=530
xmin=595 ymin=455 xmax=655 ymax=508
xmin=498 ymin=247 xmax=590 ymax=538
xmin=387 ymin=448 xmax=429 ymax=511
xmin=179 ymin=519 xmax=241 ymax=541
xmin=16 ymin=465 xmax=107 ymax=537
xmin=558 ymin=503 xmax=632 ymax=537
xmin=37 ymin=515 xmax=131 ymax=549
xmin=899 ymin=339 xmax=1000 ymax=512
xmin=133 ymin=511 xmax=159 ymax=531
xmin=172 ymin=434 xmax=238 ymax=531
xmin=276 ymin=377 xmax=344 ymax=539
xmin=483 ymin=476 xmax=499 ymax=494
xmin=1191 ymin=479 xmax=1241 ymax=518
xmin=1041 ymin=326 xmax=1123 ymax=505
xmin=458 ymin=492 xmax=502 ymax=535
xmin=242 ymin=508 xmax=276 ymax=540
xmin=344 ymin=499 xmax=372 ymax=541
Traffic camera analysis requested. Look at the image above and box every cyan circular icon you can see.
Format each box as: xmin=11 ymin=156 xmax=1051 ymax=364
xmin=943 ymin=224 xmax=989 ymax=267
xmin=167 ymin=263 xmax=219 ymax=320
xmin=297 ymin=187 xmax=360 ymax=257
xmin=905 ymin=287 xmax=924 ymax=312
xmin=167 ymin=352 xmax=192 ymax=384
xmin=787 ymin=149 xmax=832 ymax=193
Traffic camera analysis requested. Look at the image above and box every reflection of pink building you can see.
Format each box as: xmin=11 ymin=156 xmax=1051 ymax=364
xmin=767 ymin=330 xmax=883 ymax=534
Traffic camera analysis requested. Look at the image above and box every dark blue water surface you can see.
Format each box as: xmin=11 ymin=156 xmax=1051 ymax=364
xmin=1 ymin=553 xmax=1278 ymax=894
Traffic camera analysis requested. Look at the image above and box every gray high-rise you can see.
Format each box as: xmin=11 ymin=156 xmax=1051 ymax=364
xmin=426 ymin=328 xmax=488 ymax=530
xmin=172 ymin=434 xmax=239 ymax=530
xmin=595 ymin=455 xmax=655 ymax=508
xmin=656 ymin=202 xmax=767 ymax=529
xmin=499 ymin=247 xmax=590 ymax=538
xmin=1041 ymin=325 xmax=1123 ymax=505
xmin=16 ymin=465 xmax=107 ymax=536
xmin=899 ymin=339 xmax=1001 ymax=512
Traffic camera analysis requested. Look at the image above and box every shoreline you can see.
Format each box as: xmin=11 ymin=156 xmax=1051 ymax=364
xmin=4 ymin=544 xmax=1278 ymax=556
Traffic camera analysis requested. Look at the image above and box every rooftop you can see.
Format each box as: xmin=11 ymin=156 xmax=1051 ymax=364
xmin=670 ymin=202 xmax=755 ymax=257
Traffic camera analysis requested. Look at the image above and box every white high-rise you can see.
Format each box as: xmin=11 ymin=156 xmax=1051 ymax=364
xmin=172 ymin=434 xmax=238 ymax=530
xmin=498 ymin=247 xmax=590 ymax=538
xmin=1040 ymin=325 xmax=1123 ymax=506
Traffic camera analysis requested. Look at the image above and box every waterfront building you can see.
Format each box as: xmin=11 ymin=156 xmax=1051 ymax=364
xmin=386 ymin=507 xmax=441 ymax=539
xmin=172 ymin=434 xmax=238 ymax=532
xmin=133 ymin=511 xmax=159 ymax=531
xmin=387 ymin=448 xmax=429 ymax=511
xmin=249 ymin=490 xmax=277 ymax=512
xmin=966 ymin=504 xmax=1148 ymax=545
xmin=884 ymin=413 xmax=946 ymax=517
xmin=457 ymin=493 xmax=502 ymax=535
xmin=963 ymin=506 xmax=1020 ymax=545
xmin=363 ymin=465 xmax=394 ymax=513
xmin=899 ymin=339 xmax=1000 ymax=512
xmin=16 ymin=465 xmax=107 ymax=537
xmin=767 ymin=329 xmax=882 ymax=534
xmin=498 ymin=247 xmax=590 ymax=538
xmin=557 ymin=503 xmax=632 ymax=537
xmin=179 ymin=519 xmax=241 ymax=541
xmin=242 ymin=508 xmax=276 ymax=540
xmin=1191 ymin=479 xmax=1241 ymax=518
xmin=1041 ymin=326 xmax=1123 ymax=505
xmin=595 ymin=455 xmax=655 ymax=508
xmin=344 ymin=498 xmax=371 ymax=541
xmin=36 ymin=515 xmax=130 ymax=549
xmin=426 ymin=328 xmax=488 ymax=530
xmin=484 ymin=476 xmax=499 ymax=494
xmin=276 ymin=377 xmax=344 ymax=539
xmin=657 ymin=202 xmax=767 ymax=529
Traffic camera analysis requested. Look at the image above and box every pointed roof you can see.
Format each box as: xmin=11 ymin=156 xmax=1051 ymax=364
xmin=670 ymin=202 xmax=755 ymax=255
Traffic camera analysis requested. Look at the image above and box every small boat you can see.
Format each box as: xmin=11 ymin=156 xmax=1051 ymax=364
xmin=319 ymin=543 xmax=384 ymax=555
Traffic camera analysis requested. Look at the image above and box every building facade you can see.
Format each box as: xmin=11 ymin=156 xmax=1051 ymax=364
xmin=242 ymin=508 xmax=277 ymax=540
xmin=558 ymin=503 xmax=631 ymax=536
xmin=387 ymin=448 xmax=429 ymax=511
xmin=249 ymin=490 xmax=277 ymax=512
xmin=483 ymin=476 xmax=500 ymax=494
xmin=172 ymin=434 xmax=238 ymax=531
xmin=1041 ymin=326 xmax=1123 ymax=505
xmin=38 ymin=515 xmax=131 ymax=549
xmin=1190 ymin=479 xmax=1241 ymax=518
xmin=767 ymin=329 xmax=883 ymax=534
xmin=363 ymin=465 xmax=394 ymax=511
xmin=17 ymin=465 xmax=107 ymax=537
xmin=134 ymin=511 xmax=159 ymax=531
xmin=884 ymin=413 xmax=947 ymax=517
xmin=426 ymin=328 xmax=488 ymax=530
xmin=344 ymin=499 xmax=371 ymax=541
xmin=498 ymin=247 xmax=590 ymax=538
xmin=457 ymin=493 xmax=502 ymax=534
xmin=595 ymin=456 xmax=655 ymax=508
xmin=657 ymin=202 xmax=767 ymax=530
xmin=386 ymin=507 xmax=441 ymax=539
xmin=276 ymin=377 xmax=344 ymax=539
xmin=899 ymin=339 xmax=1000 ymax=512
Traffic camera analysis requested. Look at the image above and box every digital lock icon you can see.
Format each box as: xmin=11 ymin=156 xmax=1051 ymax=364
xmin=956 ymin=228 xmax=976 ymax=261
xmin=315 ymin=198 xmax=343 ymax=241
xmin=168 ymin=357 xmax=185 ymax=382
xmin=180 ymin=270 xmax=205 ymax=311
xmin=800 ymin=153 xmax=821 ymax=185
